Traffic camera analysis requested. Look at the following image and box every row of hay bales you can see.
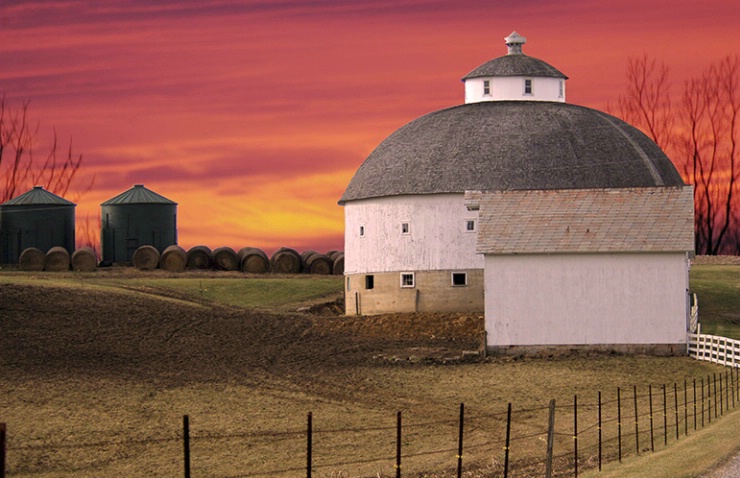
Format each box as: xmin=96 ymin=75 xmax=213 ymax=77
xmin=18 ymin=246 xmax=98 ymax=272
xmin=137 ymin=245 xmax=344 ymax=275
xmin=15 ymin=245 xmax=344 ymax=275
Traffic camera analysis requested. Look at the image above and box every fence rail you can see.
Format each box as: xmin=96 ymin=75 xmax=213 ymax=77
xmin=688 ymin=326 xmax=740 ymax=368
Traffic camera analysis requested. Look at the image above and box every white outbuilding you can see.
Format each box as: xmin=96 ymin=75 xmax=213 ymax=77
xmin=339 ymin=31 xmax=693 ymax=354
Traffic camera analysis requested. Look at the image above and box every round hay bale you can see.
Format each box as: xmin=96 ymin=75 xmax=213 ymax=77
xmin=186 ymin=245 xmax=213 ymax=269
xmin=305 ymin=252 xmax=333 ymax=275
xmin=71 ymin=247 xmax=97 ymax=272
xmin=19 ymin=247 xmax=45 ymax=271
xmin=332 ymin=252 xmax=345 ymax=275
xmin=160 ymin=245 xmax=187 ymax=272
xmin=44 ymin=246 xmax=70 ymax=272
xmin=133 ymin=245 xmax=160 ymax=270
xmin=213 ymin=246 xmax=239 ymax=271
xmin=238 ymin=247 xmax=269 ymax=273
xmin=300 ymin=250 xmax=318 ymax=270
xmin=270 ymin=247 xmax=302 ymax=274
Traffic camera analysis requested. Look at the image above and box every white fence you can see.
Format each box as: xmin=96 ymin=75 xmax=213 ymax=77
xmin=688 ymin=325 xmax=740 ymax=368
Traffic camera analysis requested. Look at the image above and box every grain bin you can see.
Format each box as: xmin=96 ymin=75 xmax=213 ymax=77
xmin=0 ymin=186 xmax=76 ymax=265
xmin=100 ymin=184 xmax=177 ymax=264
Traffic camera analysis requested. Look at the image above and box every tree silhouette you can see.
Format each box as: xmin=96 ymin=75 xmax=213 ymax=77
xmin=611 ymin=55 xmax=740 ymax=255
xmin=1 ymin=93 xmax=97 ymax=251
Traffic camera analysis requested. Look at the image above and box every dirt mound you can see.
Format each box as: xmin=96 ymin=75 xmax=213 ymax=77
xmin=0 ymin=283 xmax=484 ymax=389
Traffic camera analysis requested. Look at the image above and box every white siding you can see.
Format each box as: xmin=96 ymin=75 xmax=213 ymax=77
xmin=344 ymin=194 xmax=483 ymax=274
xmin=465 ymin=76 xmax=565 ymax=103
xmin=484 ymin=253 xmax=689 ymax=347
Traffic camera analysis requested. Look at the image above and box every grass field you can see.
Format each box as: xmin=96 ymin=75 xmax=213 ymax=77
xmin=0 ymin=263 xmax=738 ymax=477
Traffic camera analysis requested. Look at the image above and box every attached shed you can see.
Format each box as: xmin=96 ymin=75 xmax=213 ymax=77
xmin=0 ymin=186 xmax=76 ymax=265
xmin=101 ymin=184 xmax=177 ymax=264
xmin=467 ymin=187 xmax=695 ymax=355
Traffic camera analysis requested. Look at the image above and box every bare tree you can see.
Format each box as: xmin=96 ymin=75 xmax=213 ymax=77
xmin=1 ymin=93 xmax=97 ymax=250
xmin=610 ymin=54 xmax=675 ymax=151
xmin=612 ymin=55 xmax=740 ymax=255
xmin=0 ymin=94 xmax=92 ymax=203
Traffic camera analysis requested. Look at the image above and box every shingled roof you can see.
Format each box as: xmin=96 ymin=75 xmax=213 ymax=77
xmin=467 ymin=187 xmax=695 ymax=254
xmin=462 ymin=54 xmax=567 ymax=80
xmin=339 ymin=101 xmax=685 ymax=204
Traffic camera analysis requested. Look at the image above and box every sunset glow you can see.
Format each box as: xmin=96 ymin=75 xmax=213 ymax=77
xmin=1 ymin=0 xmax=738 ymax=254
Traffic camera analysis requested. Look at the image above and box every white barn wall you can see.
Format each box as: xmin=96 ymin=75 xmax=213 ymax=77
xmin=344 ymin=194 xmax=482 ymax=274
xmin=464 ymin=77 xmax=564 ymax=103
xmin=485 ymin=253 xmax=689 ymax=348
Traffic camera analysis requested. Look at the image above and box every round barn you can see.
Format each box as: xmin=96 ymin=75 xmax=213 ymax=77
xmin=339 ymin=32 xmax=693 ymax=354
xmin=0 ymin=186 xmax=76 ymax=265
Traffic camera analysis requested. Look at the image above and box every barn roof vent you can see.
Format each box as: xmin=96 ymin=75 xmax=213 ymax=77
xmin=505 ymin=31 xmax=526 ymax=55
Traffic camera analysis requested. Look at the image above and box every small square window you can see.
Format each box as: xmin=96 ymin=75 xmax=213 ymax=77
xmin=452 ymin=272 xmax=467 ymax=287
xmin=359 ymin=225 xmax=365 ymax=237
xmin=401 ymin=222 xmax=410 ymax=234
xmin=524 ymin=78 xmax=533 ymax=95
xmin=466 ymin=220 xmax=476 ymax=232
xmin=365 ymin=275 xmax=374 ymax=290
xmin=400 ymin=273 xmax=415 ymax=288
xmin=483 ymin=79 xmax=490 ymax=96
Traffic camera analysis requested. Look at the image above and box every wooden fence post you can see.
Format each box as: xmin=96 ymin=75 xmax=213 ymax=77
xmin=504 ymin=403 xmax=512 ymax=478
xmin=674 ymin=383 xmax=679 ymax=441
xmin=662 ymin=384 xmax=667 ymax=447
xmin=545 ymin=399 xmax=556 ymax=478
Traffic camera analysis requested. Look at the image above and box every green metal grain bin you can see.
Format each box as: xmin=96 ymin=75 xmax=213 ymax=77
xmin=100 ymin=184 xmax=177 ymax=264
xmin=0 ymin=186 xmax=76 ymax=265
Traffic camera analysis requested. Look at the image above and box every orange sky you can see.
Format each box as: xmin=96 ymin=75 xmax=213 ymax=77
xmin=1 ymin=1 xmax=738 ymax=254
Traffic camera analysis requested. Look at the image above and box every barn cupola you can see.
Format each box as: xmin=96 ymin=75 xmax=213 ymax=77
xmin=462 ymin=31 xmax=568 ymax=104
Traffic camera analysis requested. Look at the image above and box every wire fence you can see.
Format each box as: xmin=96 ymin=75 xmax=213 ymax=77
xmin=2 ymin=367 xmax=739 ymax=478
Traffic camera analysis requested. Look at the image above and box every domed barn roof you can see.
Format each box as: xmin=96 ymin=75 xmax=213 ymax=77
xmin=339 ymin=101 xmax=684 ymax=204
xmin=462 ymin=54 xmax=567 ymax=80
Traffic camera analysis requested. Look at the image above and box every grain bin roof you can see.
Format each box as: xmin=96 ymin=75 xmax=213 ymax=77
xmin=1 ymin=186 xmax=75 ymax=206
xmin=338 ymin=101 xmax=684 ymax=204
xmin=101 ymin=184 xmax=177 ymax=205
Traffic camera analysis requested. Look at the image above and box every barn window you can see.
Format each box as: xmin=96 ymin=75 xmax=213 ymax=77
xmin=451 ymin=272 xmax=467 ymax=287
xmin=365 ymin=275 xmax=374 ymax=290
xmin=465 ymin=220 xmax=476 ymax=232
xmin=524 ymin=78 xmax=533 ymax=95
xmin=359 ymin=225 xmax=365 ymax=237
xmin=483 ymin=79 xmax=491 ymax=96
xmin=400 ymin=273 xmax=415 ymax=288
xmin=401 ymin=222 xmax=410 ymax=234
xmin=347 ymin=277 xmax=351 ymax=291
xmin=558 ymin=80 xmax=564 ymax=98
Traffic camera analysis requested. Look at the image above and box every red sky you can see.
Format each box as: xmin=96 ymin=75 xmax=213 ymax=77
xmin=1 ymin=0 xmax=738 ymax=254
